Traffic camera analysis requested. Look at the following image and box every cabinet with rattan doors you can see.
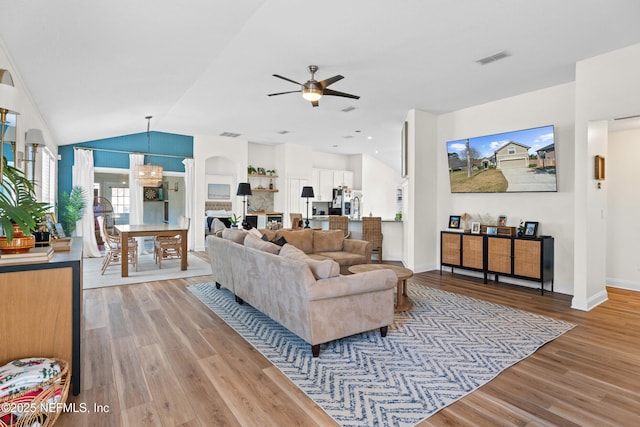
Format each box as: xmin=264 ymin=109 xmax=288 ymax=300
xmin=440 ymin=231 xmax=485 ymax=274
xmin=441 ymin=231 xmax=554 ymax=295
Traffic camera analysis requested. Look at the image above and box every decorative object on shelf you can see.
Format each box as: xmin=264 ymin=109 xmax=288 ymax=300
xmin=266 ymin=169 xmax=276 ymax=176
xmin=228 ymin=213 xmax=241 ymax=228
xmin=25 ymin=129 xmax=45 ymax=183
xmin=471 ymin=222 xmax=481 ymax=234
xmin=247 ymin=165 xmax=257 ymax=175
xmin=135 ymin=116 xmax=163 ymax=186
xmin=448 ymin=215 xmax=461 ymax=229
xmin=269 ymin=179 xmax=274 ymax=190
xmin=524 ymin=221 xmax=539 ymax=237
xmin=236 ymin=183 xmax=252 ymax=229
xmin=144 ymin=186 xmax=159 ymax=201
xmin=59 ymin=186 xmax=86 ymax=237
xmin=256 ymin=167 xmax=266 ymax=175
xmin=486 ymin=226 xmax=498 ymax=235
xmin=498 ymin=215 xmax=507 ymax=226
xmin=595 ymin=155 xmax=605 ymax=181
xmin=461 ymin=212 xmax=472 ymax=230
xmin=301 ymin=186 xmax=315 ymax=228
xmin=517 ymin=220 xmax=525 ymax=237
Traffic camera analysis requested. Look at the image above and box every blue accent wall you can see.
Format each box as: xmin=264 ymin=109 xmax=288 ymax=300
xmin=58 ymin=131 xmax=193 ymax=205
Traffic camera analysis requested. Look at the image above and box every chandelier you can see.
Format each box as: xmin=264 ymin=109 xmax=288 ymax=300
xmin=135 ymin=116 xmax=163 ymax=186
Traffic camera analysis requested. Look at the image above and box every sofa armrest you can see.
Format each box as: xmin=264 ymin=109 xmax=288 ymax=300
xmin=307 ymin=269 xmax=396 ymax=301
xmin=343 ymin=239 xmax=372 ymax=259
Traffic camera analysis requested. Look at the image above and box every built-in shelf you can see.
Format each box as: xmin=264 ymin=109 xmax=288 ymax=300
xmin=252 ymin=189 xmax=279 ymax=192
xmin=248 ymin=174 xmax=278 ymax=178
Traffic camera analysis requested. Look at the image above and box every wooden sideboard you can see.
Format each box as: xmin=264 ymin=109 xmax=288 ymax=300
xmin=440 ymin=231 xmax=554 ymax=294
xmin=0 ymin=238 xmax=83 ymax=395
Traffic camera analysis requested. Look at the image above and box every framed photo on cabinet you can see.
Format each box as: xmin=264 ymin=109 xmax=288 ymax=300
xmin=524 ymin=221 xmax=538 ymax=237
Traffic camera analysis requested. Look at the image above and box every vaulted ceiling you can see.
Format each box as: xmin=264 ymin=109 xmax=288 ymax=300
xmin=1 ymin=0 xmax=640 ymax=171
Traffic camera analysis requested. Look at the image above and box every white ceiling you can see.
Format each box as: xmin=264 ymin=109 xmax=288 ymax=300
xmin=1 ymin=0 xmax=640 ymax=172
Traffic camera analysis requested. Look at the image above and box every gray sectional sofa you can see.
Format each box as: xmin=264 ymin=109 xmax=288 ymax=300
xmin=206 ymin=230 xmax=397 ymax=356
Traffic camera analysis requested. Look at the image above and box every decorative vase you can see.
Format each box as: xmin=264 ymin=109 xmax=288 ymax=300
xmin=517 ymin=230 xmax=524 ymax=237
xmin=0 ymin=223 xmax=36 ymax=254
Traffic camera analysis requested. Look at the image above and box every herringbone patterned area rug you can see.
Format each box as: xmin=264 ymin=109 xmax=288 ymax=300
xmin=189 ymin=282 xmax=574 ymax=426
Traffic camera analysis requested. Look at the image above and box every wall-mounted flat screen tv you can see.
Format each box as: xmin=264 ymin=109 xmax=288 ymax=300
xmin=446 ymin=125 xmax=556 ymax=193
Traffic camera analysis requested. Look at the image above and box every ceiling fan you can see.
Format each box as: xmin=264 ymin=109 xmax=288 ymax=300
xmin=268 ymin=65 xmax=360 ymax=107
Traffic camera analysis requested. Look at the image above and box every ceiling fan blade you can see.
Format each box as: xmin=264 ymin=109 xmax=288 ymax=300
xmin=311 ymin=100 xmax=319 ymax=107
xmin=273 ymin=74 xmax=303 ymax=86
xmin=268 ymin=90 xmax=302 ymax=97
xmin=322 ymin=88 xmax=360 ymax=99
xmin=319 ymin=75 xmax=344 ymax=89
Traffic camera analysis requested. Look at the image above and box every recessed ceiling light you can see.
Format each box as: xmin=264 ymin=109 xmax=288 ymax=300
xmin=367 ymin=136 xmax=373 ymax=140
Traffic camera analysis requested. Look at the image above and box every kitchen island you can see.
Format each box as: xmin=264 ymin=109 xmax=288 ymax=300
xmin=309 ymin=216 xmax=404 ymax=261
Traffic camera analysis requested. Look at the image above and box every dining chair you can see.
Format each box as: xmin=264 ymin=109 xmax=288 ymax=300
xmin=154 ymin=216 xmax=190 ymax=268
xmin=290 ymin=213 xmax=303 ymax=229
xmin=97 ymin=215 xmax=138 ymax=275
xmin=329 ymin=215 xmax=350 ymax=238
xmin=362 ymin=216 xmax=383 ymax=263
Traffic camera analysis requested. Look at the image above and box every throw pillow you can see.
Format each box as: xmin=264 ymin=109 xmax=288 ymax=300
xmin=261 ymin=233 xmax=286 ymax=246
xmin=279 ymin=243 xmax=340 ymax=279
xmin=247 ymin=227 xmax=263 ymax=238
xmin=244 ymin=234 xmax=281 ymax=255
xmin=222 ymin=228 xmax=247 ymax=244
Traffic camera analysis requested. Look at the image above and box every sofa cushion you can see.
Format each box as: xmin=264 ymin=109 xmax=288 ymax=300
xmin=276 ymin=229 xmax=313 ymax=254
xmin=280 ymin=243 xmax=340 ymax=279
xmin=313 ymin=230 xmax=344 ymax=253
xmin=260 ymin=229 xmax=277 ymax=241
xmin=244 ymin=234 xmax=281 ymax=254
xmin=315 ymin=251 xmax=368 ymax=266
xmin=222 ymin=228 xmax=247 ymax=244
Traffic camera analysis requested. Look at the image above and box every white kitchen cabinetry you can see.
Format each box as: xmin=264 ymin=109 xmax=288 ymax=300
xmin=312 ymin=168 xmax=354 ymax=201
xmin=318 ymin=169 xmax=334 ymax=201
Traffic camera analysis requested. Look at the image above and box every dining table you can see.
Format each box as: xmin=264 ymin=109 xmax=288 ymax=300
xmin=114 ymin=223 xmax=188 ymax=277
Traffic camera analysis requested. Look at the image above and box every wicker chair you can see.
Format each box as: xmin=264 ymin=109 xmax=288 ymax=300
xmin=362 ymin=216 xmax=383 ymax=263
xmin=97 ymin=216 xmax=138 ymax=274
xmin=290 ymin=213 xmax=303 ymax=229
xmin=329 ymin=215 xmax=350 ymax=238
xmin=154 ymin=216 xmax=190 ymax=268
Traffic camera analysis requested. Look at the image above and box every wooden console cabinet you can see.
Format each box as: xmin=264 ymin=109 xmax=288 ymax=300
xmin=440 ymin=231 xmax=554 ymax=294
xmin=0 ymin=238 xmax=83 ymax=395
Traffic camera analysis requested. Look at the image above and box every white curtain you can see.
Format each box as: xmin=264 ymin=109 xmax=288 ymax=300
xmin=72 ymin=149 xmax=101 ymax=257
xmin=129 ymin=154 xmax=145 ymax=252
xmin=182 ymin=158 xmax=195 ymax=250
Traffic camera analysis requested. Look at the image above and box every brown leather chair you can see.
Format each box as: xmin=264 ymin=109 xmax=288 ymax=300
xmin=329 ymin=215 xmax=350 ymax=238
xmin=362 ymin=216 xmax=383 ymax=263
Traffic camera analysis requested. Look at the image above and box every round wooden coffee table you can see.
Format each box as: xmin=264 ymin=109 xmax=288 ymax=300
xmin=348 ymin=264 xmax=414 ymax=312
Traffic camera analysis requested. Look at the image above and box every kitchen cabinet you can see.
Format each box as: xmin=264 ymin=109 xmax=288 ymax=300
xmin=312 ymin=168 xmax=354 ymax=201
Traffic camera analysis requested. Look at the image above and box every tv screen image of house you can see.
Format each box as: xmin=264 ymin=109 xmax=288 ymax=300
xmin=446 ymin=125 xmax=556 ymax=193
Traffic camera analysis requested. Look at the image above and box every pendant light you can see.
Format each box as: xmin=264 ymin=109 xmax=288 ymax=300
xmin=135 ymin=116 xmax=163 ymax=186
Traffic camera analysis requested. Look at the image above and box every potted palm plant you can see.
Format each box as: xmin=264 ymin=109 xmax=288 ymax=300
xmin=0 ymin=159 xmax=50 ymax=252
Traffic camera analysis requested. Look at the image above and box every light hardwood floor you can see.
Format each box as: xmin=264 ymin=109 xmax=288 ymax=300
xmin=56 ymin=254 xmax=640 ymax=426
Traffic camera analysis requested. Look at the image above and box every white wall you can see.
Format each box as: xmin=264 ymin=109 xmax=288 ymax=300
xmin=573 ymin=42 xmax=640 ymax=309
xmin=607 ymin=128 xmax=640 ymax=290
xmin=0 ymin=39 xmax=57 ymax=199
xmin=360 ymin=153 xmax=397 ymax=219
xmin=311 ymin=151 xmax=350 ymax=170
xmin=434 ymin=83 xmax=576 ymax=295
xmin=193 ymin=134 xmax=248 ymax=250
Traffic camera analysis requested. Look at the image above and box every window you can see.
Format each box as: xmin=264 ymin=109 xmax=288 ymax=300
xmin=110 ymin=187 xmax=130 ymax=214
xmin=508 ymin=146 xmax=516 ymax=155
xmin=41 ymin=147 xmax=56 ymax=207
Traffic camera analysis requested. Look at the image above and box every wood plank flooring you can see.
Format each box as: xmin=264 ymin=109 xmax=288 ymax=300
xmin=56 ymin=255 xmax=640 ymax=426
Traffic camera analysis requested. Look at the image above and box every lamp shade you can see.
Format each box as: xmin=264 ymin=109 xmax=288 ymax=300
xmin=4 ymin=126 xmax=16 ymax=143
xmin=236 ymin=182 xmax=252 ymax=196
xmin=301 ymin=186 xmax=314 ymax=198
xmin=135 ymin=164 xmax=163 ymax=186
xmin=25 ymin=128 xmax=45 ymax=145
xmin=0 ymin=69 xmax=18 ymax=114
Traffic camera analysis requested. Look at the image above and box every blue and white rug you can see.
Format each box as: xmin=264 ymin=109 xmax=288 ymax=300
xmin=188 ymin=282 xmax=574 ymax=426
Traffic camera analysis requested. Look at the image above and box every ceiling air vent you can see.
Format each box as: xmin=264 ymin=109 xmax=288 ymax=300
xmin=476 ymin=50 xmax=511 ymax=66
xmin=220 ymin=132 xmax=241 ymax=138
xmin=342 ymin=106 xmax=356 ymax=113
xmin=278 ymin=130 xmax=290 ymax=135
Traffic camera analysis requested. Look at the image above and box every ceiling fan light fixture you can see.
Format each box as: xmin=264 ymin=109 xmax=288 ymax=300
xmin=302 ymin=84 xmax=322 ymax=102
